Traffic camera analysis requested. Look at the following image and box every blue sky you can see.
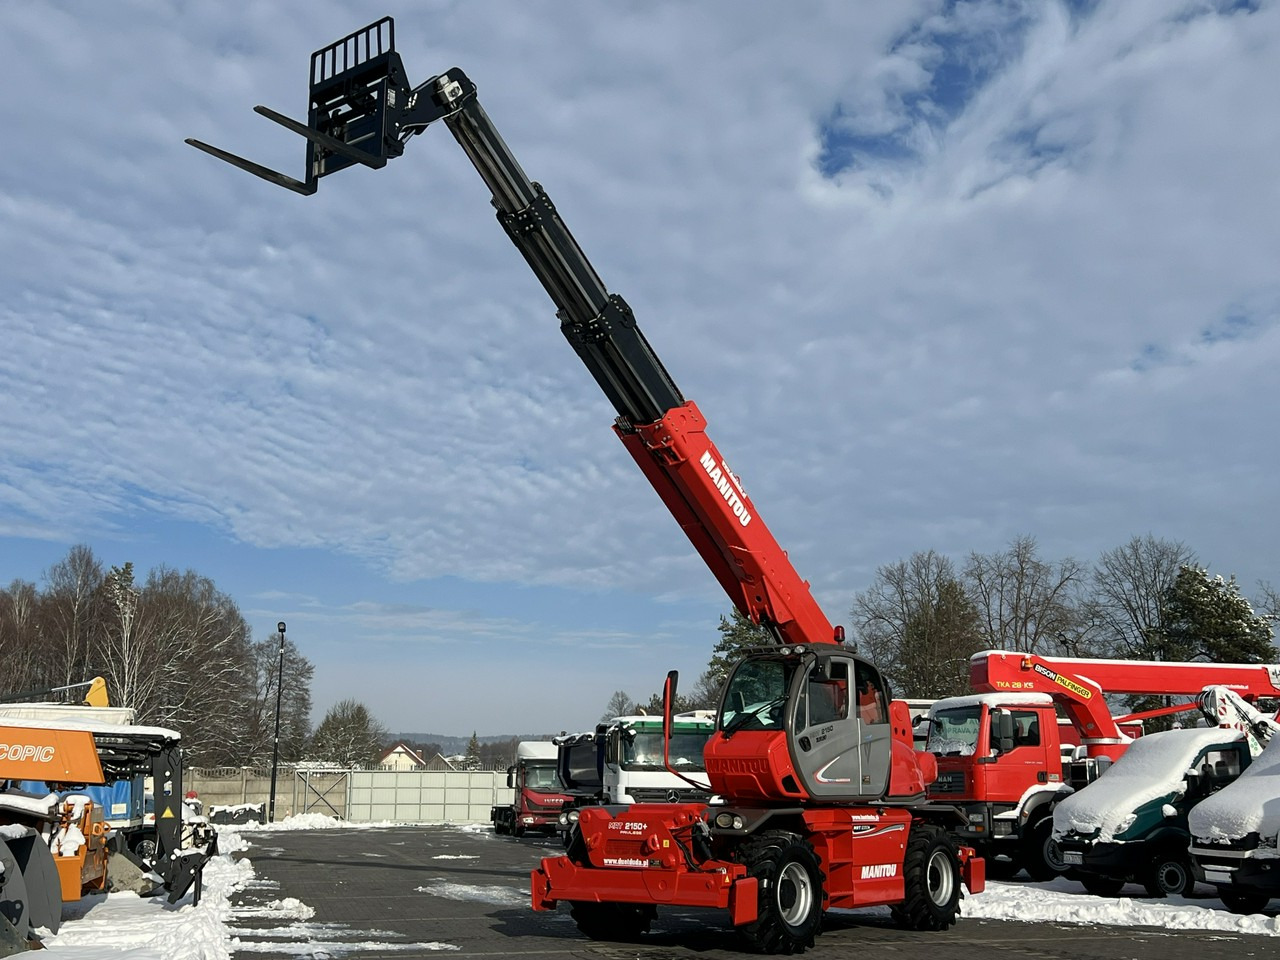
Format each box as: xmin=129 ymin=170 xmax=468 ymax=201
xmin=2 ymin=1 xmax=1277 ymax=736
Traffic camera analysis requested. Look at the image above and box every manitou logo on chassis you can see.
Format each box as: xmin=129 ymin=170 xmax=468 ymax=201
xmin=860 ymin=864 xmax=898 ymax=879
xmin=698 ymin=451 xmax=752 ymax=528
xmin=0 ymin=744 xmax=56 ymax=763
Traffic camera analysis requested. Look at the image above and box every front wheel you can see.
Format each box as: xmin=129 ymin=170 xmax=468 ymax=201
xmin=735 ymin=831 xmax=824 ymax=954
xmin=1141 ymin=848 xmax=1194 ymax=898
xmin=890 ymin=824 xmax=962 ymax=931
xmin=1022 ymin=818 xmax=1068 ymax=881
xmin=1218 ymin=885 xmax=1271 ymax=915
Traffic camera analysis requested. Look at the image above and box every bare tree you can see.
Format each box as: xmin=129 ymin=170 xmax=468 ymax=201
xmin=41 ymin=545 xmax=104 ymax=689
xmin=963 ymin=535 xmax=1087 ymax=655
xmin=601 ymin=690 xmax=634 ymax=721
xmin=1256 ymin=582 xmax=1279 ymax=634
xmin=242 ymin=633 xmax=314 ymax=765
xmin=310 ymin=699 xmax=389 ymax=767
xmin=0 ymin=580 xmax=43 ymax=691
xmin=851 ymin=550 xmax=982 ymax=699
xmin=1087 ymin=535 xmax=1196 ymax=658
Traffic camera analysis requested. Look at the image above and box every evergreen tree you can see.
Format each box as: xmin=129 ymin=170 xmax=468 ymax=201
xmin=1154 ymin=566 xmax=1275 ymax=663
xmin=463 ymin=730 xmax=482 ymax=770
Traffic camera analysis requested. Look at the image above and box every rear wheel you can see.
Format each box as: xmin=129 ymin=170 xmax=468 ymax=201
xmin=1080 ymin=874 xmax=1125 ymax=897
xmin=1022 ymin=818 xmax=1068 ymax=881
xmin=735 ymin=831 xmax=824 ymax=954
xmin=1218 ymin=885 xmax=1271 ymax=914
xmin=890 ymin=824 xmax=962 ymax=931
xmin=1141 ymin=848 xmax=1193 ymax=898
xmin=569 ymin=901 xmax=654 ymax=941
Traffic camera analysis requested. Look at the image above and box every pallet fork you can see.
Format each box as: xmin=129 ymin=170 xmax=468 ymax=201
xmin=187 ymin=17 xmax=467 ymax=195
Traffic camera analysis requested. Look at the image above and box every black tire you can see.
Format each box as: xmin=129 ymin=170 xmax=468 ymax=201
xmin=890 ymin=824 xmax=962 ymax=931
xmin=512 ymin=823 xmax=525 ymax=838
xmin=734 ymin=831 xmax=824 ymax=954
xmin=1140 ymin=848 xmax=1194 ymax=898
xmin=1217 ymin=885 xmax=1271 ymax=915
xmin=1022 ymin=818 xmax=1068 ymax=881
xmin=569 ymin=901 xmax=654 ymax=941
xmin=1080 ymin=874 xmax=1125 ymax=897
xmin=131 ymin=835 xmax=158 ymax=865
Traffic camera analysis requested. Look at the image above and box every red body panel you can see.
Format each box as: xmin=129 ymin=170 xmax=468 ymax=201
xmin=617 ymin=402 xmax=836 ymax=648
xmin=703 ymin=730 xmax=806 ymax=802
xmin=533 ymin=805 xmax=984 ymax=923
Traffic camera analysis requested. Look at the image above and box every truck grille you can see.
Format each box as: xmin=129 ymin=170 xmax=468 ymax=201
xmin=627 ymin=788 xmax=711 ymax=804
xmin=928 ymin=770 xmax=965 ymax=795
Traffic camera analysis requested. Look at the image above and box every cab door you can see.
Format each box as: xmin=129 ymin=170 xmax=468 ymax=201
xmin=790 ymin=657 xmax=869 ymax=800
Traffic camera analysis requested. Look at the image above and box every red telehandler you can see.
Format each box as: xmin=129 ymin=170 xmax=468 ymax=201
xmin=188 ymin=17 xmax=983 ymax=953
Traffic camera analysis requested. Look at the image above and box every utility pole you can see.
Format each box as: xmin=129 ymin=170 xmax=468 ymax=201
xmin=268 ymin=621 xmax=286 ymax=823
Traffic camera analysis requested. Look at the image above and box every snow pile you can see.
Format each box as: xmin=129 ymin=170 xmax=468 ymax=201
xmin=229 ymin=813 xmax=397 ymax=831
xmin=414 ymin=880 xmax=528 ymax=906
xmin=1190 ymin=733 xmax=1280 ymax=845
xmin=965 ymin=877 xmax=1280 ymax=935
xmin=1053 ymin=728 xmax=1239 ymax=842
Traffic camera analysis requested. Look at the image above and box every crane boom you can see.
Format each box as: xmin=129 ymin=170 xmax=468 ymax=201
xmin=186 ymin=19 xmax=836 ymax=647
xmin=972 ymin=650 xmax=1280 ymax=749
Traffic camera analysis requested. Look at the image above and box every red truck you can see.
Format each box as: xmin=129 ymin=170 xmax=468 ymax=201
xmin=190 ymin=17 xmax=983 ymax=953
xmin=491 ymin=741 xmax=572 ymax=838
xmin=924 ymin=651 xmax=1280 ymax=879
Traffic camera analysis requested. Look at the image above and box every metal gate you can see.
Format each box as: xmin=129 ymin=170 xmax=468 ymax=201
xmin=346 ymin=769 xmax=502 ymax=823
xmin=295 ymin=768 xmax=349 ymax=818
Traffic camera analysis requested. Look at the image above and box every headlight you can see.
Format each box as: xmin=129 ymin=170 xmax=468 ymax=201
xmin=713 ymin=812 xmax=745 ymax=830
xmin=567 ymin=809 xmax=580 ymax=823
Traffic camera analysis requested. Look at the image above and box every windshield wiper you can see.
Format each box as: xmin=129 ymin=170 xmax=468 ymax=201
xmin=723 ymin=696 xmax=787 ymax=740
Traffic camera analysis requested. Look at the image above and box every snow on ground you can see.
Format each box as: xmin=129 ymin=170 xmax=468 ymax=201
xmin=32 ymin=816 xmax=1280 ymax=958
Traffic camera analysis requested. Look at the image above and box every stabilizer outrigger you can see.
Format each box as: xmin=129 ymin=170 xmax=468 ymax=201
xmin=186 ymin=17 xmax=472 ymax=195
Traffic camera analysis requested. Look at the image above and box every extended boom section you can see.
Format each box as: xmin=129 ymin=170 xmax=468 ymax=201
xmin=186 ymin=20 xmax=833 ymax=648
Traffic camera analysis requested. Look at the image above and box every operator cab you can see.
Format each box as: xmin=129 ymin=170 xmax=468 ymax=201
xmin=711 ymin=644 xmax=893 ymax=802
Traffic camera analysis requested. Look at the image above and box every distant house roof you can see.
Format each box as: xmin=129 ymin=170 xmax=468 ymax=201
xmin=378 ymin=741 xmax=427 ymax=768
xmin=423 ymin=752 xmax=456 ymax=771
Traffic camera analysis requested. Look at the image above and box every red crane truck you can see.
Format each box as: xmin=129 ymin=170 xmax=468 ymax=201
xmin=925 ymin=650 xmax=1280 ymax=879
xmin=188 ymin=17 xmax=983 ymax=953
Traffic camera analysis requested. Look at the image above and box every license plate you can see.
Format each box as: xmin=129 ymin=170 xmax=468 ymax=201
xmin=1063 ymin=851 xmax=1083 ymax=865
xmin=1205 ymin=869 xmax=1232 ymax=883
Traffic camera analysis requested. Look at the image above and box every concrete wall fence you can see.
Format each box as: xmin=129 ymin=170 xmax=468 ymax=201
xmin=188 ymin=766 xmax=505 ymax=824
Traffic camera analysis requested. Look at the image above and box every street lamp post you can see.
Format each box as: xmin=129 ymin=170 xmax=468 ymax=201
xmin=268 ymin=621 xmax=286 ymax=824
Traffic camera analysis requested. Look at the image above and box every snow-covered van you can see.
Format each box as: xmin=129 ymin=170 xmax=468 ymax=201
xmin=1188 ymin=732 xmax=1280 ymax=913
xmin=1053 ymin=727 xmax=1250 ymax=897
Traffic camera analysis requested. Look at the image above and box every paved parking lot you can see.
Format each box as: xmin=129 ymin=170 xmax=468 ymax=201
xmin=227 ymin=824 xmax=1276 ymax=959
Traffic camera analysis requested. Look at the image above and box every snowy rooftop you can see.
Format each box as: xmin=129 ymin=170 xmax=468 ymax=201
xmin=929 ymin=692 xmax=1054 ymax=713
xmin=0 ymin=715 xmax=180 ymax=740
